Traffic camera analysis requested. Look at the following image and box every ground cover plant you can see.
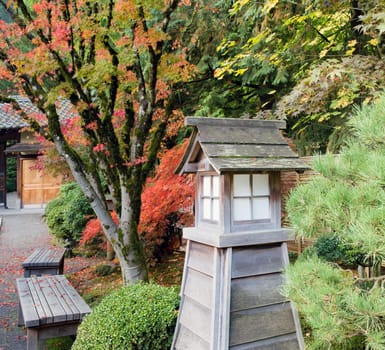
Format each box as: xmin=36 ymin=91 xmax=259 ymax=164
xmin=284 ymin=95 xmax=385 ymax=349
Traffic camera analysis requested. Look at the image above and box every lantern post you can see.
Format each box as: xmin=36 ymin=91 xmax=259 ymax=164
xmin=172 ymin=117 xmax=307 ymax=350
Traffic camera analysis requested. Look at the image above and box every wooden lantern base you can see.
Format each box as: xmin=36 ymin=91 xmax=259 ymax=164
xmin=171 ymin=234 xmax=304 ymax=350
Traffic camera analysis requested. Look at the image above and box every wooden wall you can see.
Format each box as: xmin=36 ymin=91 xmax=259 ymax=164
xmin=174 ymin=242 xmax=214 ymax=350
xmin=229 ymin=244 xmax=302 ymax=349
xmin=173 ymin=241 xmax=304 ymax=349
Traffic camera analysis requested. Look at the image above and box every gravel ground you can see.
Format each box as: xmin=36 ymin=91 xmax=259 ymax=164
xmin=0 ymin=208 xmax=105 ymax=350
xmin=0 ymin=211 xmax=49 ymax=350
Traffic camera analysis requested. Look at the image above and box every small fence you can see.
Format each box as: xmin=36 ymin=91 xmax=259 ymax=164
xmin=287 ymin=237 xmax=315 ymax=255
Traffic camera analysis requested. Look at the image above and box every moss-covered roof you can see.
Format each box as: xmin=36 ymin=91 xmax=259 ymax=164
xmin=177 ymin=117 xmax=309 ymax=174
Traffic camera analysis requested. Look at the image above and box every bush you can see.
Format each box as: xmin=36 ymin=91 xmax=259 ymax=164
xmin=72 ymin=283 xmax=180 ymax=350
xmin=139 ymin=141 xmax=194 ymax=260
xmin=312 ymin=234 xmax=366 ymax=269
xmin=44 ymin=182 xmax=93 ymax=247
xmin=94 ymin=264 xmax=116 ymax=276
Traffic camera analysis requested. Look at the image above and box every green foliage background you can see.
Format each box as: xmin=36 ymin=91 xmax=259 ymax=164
xmin=193 ymin=0 xmax=385 ymax=155
xmin=284 ymin=95 xmax=385 ymax=349
xmin=6 ymin=157 xmax=16 ymax=192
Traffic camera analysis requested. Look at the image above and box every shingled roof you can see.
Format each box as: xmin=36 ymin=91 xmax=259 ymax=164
xmin=176 ymin=117 xmax=309 ymax=174
xmin=0 ymin=102 xmax=29 ymax=129
xmin=0 ymin=95 xmax=77 ymax=130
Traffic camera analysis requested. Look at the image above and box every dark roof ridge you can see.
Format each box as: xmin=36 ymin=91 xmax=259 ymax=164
xmin=185 ymin=116 xmax=286 ymax=129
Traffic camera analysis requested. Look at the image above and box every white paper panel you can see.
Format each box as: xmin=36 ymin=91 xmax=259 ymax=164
xmin=212 ymin=176 xmax=220 ymax=197
xmin=252 ymin=197 xmax=270 ymax=219
xmin=252 ymin=174 xmax=270 ymax=196
xmin=202 ymin=198 xmax=211 ymax=220
xmin=233 ymin=198 xmax=251 ymax=221
xmin=234 ymin=175 xmax=251 ymax=196
xmin=202 ymin=176 xmax=211 ymax=196
xmin=212 ymin=199 xmax=220 ymax=221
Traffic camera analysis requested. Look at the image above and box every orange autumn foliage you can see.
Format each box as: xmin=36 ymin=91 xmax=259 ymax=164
xmin=139 ymin=140 xmax=195 ymax=253
xmin=80 ymin=141 xmax=194 ymax=256
xmin=80 ymin=211 xmax=119 ymax=248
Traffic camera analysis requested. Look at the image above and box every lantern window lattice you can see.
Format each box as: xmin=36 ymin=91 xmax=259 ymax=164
xmin=232 ymin=174 xmax=271 ymax=221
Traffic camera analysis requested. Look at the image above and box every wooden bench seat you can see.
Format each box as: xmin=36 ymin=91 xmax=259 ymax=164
xmin=22 ymin=247 xmax=66 ymax=277
xmin=17 ymin=275 xmax=91 ymax=350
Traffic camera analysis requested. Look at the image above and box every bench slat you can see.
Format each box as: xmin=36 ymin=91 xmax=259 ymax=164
xmin=56 ymin=275 xmax=91 ymax=319
xmin=28 ymin=278 xmax=54 ymax=326
xmin=37 ymin=276 xmax=68 ymax=324
xmin=23 ymin=248 xmax=66 ymax=268
xmin=16 ymin=278 xmax=40 ymax=327
xmin=46 ymin=275 xmax=77 ymax=322
xmin=39 ymin=249 xmax=52 ymax=266
xmin=22 ymin=248 xmax=42 ymax=266
xmin=17 ymin=275 xmax=91 ymax=328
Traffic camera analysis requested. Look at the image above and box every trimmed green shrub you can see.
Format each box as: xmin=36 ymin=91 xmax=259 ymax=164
xmin=44 ymin=182 xmax=93 ymax=247
xmin=72 ymin=283 xmax=180 ymax=350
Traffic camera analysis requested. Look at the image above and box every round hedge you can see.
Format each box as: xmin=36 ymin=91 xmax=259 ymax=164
xmin=72 ymin=282 xmax=180 ymax=350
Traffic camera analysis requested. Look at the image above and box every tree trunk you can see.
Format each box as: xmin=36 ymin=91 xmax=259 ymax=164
xmin=106 ymin=241 xmax=114 ymax=261
xmin=53 ymin=137 xmax=148 ymax=284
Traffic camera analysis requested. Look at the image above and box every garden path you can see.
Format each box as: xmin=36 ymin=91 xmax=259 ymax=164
xmin=0 ymin=208 xmax=49 ymax=350
xmin=0 ymin=193 xmax=98 ymax=350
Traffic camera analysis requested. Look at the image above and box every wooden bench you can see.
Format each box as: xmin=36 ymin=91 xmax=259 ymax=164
xmin=22 ymin=248 xmax=66 ymax=277
xmin=17 ymin=275 xmax=91 ymax=350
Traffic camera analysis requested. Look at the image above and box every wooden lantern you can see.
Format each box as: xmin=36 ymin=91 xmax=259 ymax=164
xmin=171 ymin=117 xmax=308 ymax=350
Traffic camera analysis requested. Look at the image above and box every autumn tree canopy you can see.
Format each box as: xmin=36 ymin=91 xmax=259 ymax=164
xmin=0 ymin=0 xmax=222 ymax=284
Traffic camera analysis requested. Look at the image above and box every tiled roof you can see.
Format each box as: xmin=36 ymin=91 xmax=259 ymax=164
xmin=0 ymin=103 xmax=29 ymax=129
xmin=0 ymin=95 xmax=78 ymax=130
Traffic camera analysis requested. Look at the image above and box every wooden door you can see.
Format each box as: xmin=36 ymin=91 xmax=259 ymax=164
xmin=21 ymin=159 xmax=62 ymax=208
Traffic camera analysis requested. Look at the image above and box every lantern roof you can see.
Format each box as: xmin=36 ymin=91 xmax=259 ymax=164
xmin=176 ymin=117 xmax=310 ymax=174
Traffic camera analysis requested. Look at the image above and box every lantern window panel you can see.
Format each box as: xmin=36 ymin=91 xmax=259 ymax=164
xmin=233 ymin=198 xmax=252 ymax=221
xmin=201 ymin=175 xmax=220 ymax=222
xmin=233 ymin=174 xmax=251 ymax=196
xmin=232 ymin=174 xmax=271 ymax=222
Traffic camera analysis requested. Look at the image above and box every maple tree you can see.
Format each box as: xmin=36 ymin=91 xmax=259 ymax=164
xmin=80 ymin=141 xmax=194 ymax=260
xmin=0 ymin=0 xmax=218 ymax=284
xmin=139 ymin=140 xmax=194 ymax=258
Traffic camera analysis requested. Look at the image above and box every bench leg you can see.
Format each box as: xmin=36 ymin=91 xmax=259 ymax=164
xmin=58 ymin=259 xmax=64 ymax=274
xmin=17 ymin=302 xmax=24 ymax=327
xmin=27 ymin=328 xmax=44 ymax=350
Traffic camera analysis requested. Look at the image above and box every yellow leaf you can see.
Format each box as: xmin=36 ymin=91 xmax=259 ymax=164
xmin=345 ymin=47 xmax=355 ymax=56
xmin=319 ymin=48 xmax=328 ymax=58
xmin=369 ymin=38 xmax=379 ymax=46
xmin=234 ymin=68 xmax=248 ymax=76
xmin=347 ymin=40 xmax=357 ymax=47
xmin=262 ymin=0 xmax=279 ymax=14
